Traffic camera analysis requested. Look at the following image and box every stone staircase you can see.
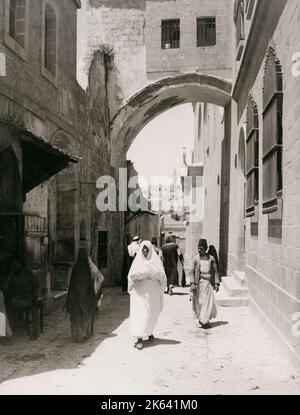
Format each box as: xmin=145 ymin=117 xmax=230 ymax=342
xmin=216 ymin=270 xmax=249 ymax=307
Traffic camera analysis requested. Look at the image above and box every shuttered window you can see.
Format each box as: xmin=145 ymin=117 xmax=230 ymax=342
xmin=197 ymin=17 xmax=216 ymax=47
xmin=161 ymin=19 xmax=180 ymax=49
xmin=234 ymin=0 xmax=245 ymax=47
xmin=246 ymin=95 xmax=259 ymax=217
xmin=262 ymin=47 xmax=283 ymax=214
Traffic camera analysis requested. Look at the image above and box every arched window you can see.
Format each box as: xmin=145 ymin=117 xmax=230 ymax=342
xmin=262 ymin=47 xmax=283 ymax=214
xmin=234 ymin=0 xmax=245 ymax=47
xmin=245 ymin=94 xmax=259 ymax=217
xmin=44 ymin=3 xmax=57 ymax=76
xmin=9 ymin=0 xmax=26 ymax=48
xmin=238 ymin=128 xmax=246 ymax=175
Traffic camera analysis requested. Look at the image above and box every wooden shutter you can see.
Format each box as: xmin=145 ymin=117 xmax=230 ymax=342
xmin=262 ymin=47 xmax=283 ymax=213
xmin=246 ymin=95 xmax=259 ymax=216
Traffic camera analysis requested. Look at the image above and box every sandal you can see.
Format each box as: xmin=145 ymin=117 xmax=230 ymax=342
xmin=134 ymin=339 xmax=143 ymax=350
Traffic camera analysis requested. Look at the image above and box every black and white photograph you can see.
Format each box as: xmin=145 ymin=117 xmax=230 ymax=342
xmin=0 ymin=0 xmax=300 ymax=399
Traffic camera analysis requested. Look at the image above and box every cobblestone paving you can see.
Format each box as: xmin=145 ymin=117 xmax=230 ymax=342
xmin=0 ymin=287 xmax=299 ymax=395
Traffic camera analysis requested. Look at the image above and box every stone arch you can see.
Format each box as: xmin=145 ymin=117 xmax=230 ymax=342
xmin=110 ymin=72 xmax=232 ymax=167
xmin=109 ymin=71 xmax=232 ymax=276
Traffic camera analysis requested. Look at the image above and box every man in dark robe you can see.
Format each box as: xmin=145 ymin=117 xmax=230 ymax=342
xmin=7 ymin=260 xmax=40 ymax=340
xmin=161 ymin=235 xmax=179 ymax=295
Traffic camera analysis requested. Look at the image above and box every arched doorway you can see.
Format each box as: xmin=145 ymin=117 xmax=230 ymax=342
xmin=110 ymin=72 xmax=232 ymax=275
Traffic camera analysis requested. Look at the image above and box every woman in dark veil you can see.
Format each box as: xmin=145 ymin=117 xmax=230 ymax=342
xmin=207 ymin=245 xmax=220 ymax=270
xmin=66 ymin=221 xmax=104 ymax=342
xmin=207 ymin=245 xmax=221 ymax=284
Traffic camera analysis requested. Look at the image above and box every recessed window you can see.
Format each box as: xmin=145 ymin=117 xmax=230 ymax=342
xmin=9 ymin=0 xmax=26 ymax=48
xmin=246 ymin=95 xmax=259 ymax=217
xmin=98 ymin=231 xmax=108 ymax=269
xmin=161 ymin=19 xmax=180 ymax=49
xmin=197 ymin=17 xmax=216 ymax=47
xmin=262 ymin=47 xmax=283 ymax=215
xmin=44 ymin=3 xmax=57 ymax=76
xmin=245 ymin=0 xmax=255 ymax=20
xmin=234 ymin=0 xmax=245 ymax=47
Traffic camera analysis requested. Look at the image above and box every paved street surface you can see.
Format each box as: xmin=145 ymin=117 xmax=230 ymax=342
xmin=0 ymin=287 xmax=300 ymax=395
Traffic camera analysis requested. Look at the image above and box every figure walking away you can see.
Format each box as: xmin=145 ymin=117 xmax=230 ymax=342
xmin=66 ymin=222 xmax=104 ymax=342
xmin=161 ymin=235 xmax=179 ymax=295
xmin=128 ymin=241 xmax=167 ymax=350
xmin=151 ymin=237 xmax=163 ymax=262
xmin=189 ymin=239 xmax=221 ymax=329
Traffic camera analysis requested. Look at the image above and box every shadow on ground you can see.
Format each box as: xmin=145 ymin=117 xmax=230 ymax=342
xmin=170 ymin=292 xmax=190 ymax=297
xmin=143 ymin=338 xmax=181 ymax=349
xmin=0 ymin=288 xmax=129 ymax=384
xmin=205 ymin=321 xmax=229 ymax=329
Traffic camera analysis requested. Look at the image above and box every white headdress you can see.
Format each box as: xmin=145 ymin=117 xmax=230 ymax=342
xmin=127 ymin=241 xmax=167 ymax=292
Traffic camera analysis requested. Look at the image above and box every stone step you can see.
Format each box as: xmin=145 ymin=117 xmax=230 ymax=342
xmin=216 ymin=286 xmax=249 ymax=307
xmin=222 ymin=276 xmax=248 ymax=298
xmin=232 ymin=270 xmax=247 ymax=287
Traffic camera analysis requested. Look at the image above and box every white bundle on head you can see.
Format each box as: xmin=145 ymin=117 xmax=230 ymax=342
xmin=128 ymin=241 xmax=166 ymax=284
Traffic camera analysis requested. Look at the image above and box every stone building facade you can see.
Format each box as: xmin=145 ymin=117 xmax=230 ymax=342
xmin=125 ymin=160 xmax=160 ymax=244
xmin=0 ymin=0 xmax=119 ymax=312
xmin=230 ymin=0 xmax=300 ymax=369
xmin=77 ymin=0 xmax=147 ymax=99
xmin=192 ymin=0 xmax=300 ymax=369
xmin=145 ymin=0 xmax=233 ymax=81
xmin=191 ymin=103 xmax=224 ymax=262
xmin=77 ymin=0 xmax=300 ymax=369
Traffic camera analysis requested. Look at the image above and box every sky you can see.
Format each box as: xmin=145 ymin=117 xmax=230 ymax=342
xmin=127 ymin=104 xmax=194 ymax=182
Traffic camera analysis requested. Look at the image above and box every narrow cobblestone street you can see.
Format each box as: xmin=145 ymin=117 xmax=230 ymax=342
xmin=0 ymin=288 xmax=299 ymax=395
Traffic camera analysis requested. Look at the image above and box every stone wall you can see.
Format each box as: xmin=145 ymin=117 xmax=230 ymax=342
xmin=201 ymin=103 xmax=224 ymax=255
xmin=230 ymin=0 xmax=300 ymax=368
xmin=145 ymin=0 xmax=234 ymax=80
xmin=0 ymin=0 xmax=120 ymax=296
xmin=78 ymin=0 xmax=148 ymax=101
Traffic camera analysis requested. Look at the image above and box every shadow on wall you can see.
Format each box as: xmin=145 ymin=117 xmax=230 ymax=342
xmin=219 ymin=103 xmax=231 ymax=277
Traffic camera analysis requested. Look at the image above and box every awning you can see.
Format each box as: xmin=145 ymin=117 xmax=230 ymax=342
xmin=20 ymin=130 xmax=81 ymax=193
xmin=0 ymin=122 xmax=81 ymax=193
